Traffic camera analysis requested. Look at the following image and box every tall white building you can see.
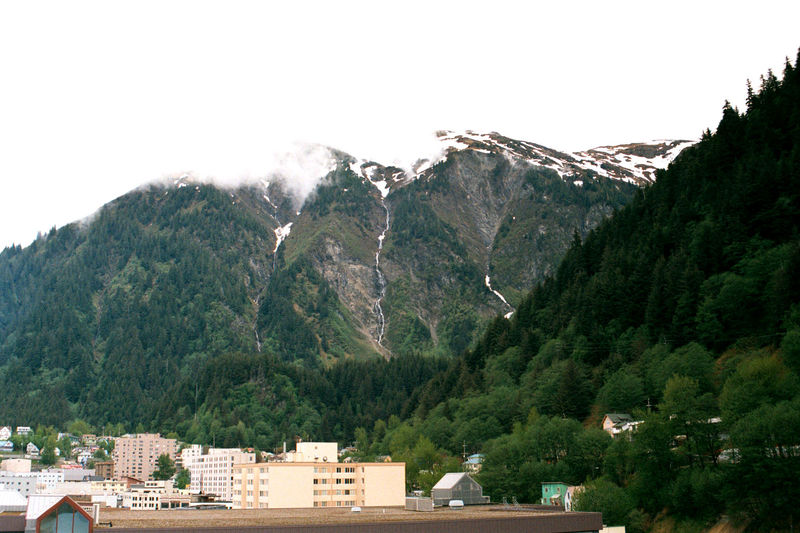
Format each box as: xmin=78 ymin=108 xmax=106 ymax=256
xmin=179 ymin=444 xmax=202 ymax=472
xmin=187 ymin=448 xmax=255 ymax=501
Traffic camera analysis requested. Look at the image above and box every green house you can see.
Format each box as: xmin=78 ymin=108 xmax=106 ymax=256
xmin=541 ymin=481 xmax=569 ymax=506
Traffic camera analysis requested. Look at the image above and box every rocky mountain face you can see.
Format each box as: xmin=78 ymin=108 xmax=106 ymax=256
xmin=208 ymin=131 xmax=692 ymax=361
xmin=0 ymin=131 xmax=690 ymax=422
xmin=256 ymin=131 xmax=691 ymax=359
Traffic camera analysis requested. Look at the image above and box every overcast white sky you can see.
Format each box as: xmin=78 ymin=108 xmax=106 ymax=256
xmin=1 ymin=1 xmax=799 ymax=249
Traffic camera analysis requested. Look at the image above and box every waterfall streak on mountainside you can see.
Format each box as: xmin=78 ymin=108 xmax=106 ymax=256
xmin=373 ymin=200 xmax=390 ymax=344
xmin=485 ymin=274 xmax=512 ymax=310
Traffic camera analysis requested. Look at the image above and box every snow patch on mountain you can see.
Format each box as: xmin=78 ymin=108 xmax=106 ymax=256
xmin=485 ymin=274 xmax=512 ymax=310
xmin=273 ymin=222 xmax=293 ymax=253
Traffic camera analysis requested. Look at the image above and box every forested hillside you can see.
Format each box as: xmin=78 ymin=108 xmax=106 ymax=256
xmin=358 ymin=54 xmax=800 ymax=532
xmin=0 ymin=125 xmax=651 ymax=429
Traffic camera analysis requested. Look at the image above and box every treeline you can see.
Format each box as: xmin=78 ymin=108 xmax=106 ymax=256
xmin=150 ymin=351 xmax=446 ymax=450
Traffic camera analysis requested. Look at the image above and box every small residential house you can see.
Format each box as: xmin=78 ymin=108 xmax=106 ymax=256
xmin=0 ymin=427 xmax=11 ymax=441
xmin=431 ymin=472 xmax=490 ymax=506
xmin=0 ymin=440 xmax=13 ymax=452
xmin=463 ymin=453 xmax=485 ymax=473
xmin=26 ymin=442 xmax=40 ymax=456
xmin=602 ymin=413 xmax=636 ymax=437
xmin=541 ymin=481 xmax=569 ymax=506
xmin=564 ymin=485 xmax=583 ymax=511
xmin=16 ymin=426 xmax=32 ymax=436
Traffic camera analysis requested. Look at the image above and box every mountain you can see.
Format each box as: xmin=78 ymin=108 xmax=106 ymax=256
xmin=258 ymin=132 xmax=692 ymax=360
xmin=0 ymin=131 xmax=688 ymax=427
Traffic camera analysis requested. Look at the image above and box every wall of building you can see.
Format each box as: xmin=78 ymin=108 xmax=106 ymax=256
xmin=0 ymin=472 xmax=36 ymax=497
xmin=269 ymin=465 xmax=314 ymax=509
xmin=363 ymin=464 xmax=405 ymax=507
xmin=0 ymin=458 xmax=31 ymax=473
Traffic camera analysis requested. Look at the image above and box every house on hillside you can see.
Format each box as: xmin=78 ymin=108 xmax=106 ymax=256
xmin=564 ymin=485 xmax=583 ymax=511
xmin=463 ymin=453 xmax=485 ymax=473
xmin=26 ymin=442 xmax=39 ymax=456
xmin=541 ymin=481 xmax=569 ymax=506
xmin=431 ymin=472 xmax=490 ymax=506
xmin=0 ymin=440 xmax=13 ymax=452
xmin=0 ymin=427 xmax=11 ymax=441
xmin=602 ymin=413 xmax=641 ymax=437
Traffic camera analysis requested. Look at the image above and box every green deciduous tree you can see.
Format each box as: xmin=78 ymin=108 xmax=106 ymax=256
xmin=152 ymin=453 xmax=176 ymax=480
xmin=175 ymin=468 xmax=190 ymax=489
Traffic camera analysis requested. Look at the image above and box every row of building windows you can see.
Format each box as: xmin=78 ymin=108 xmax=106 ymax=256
xmin=240 ymin=467 xmax=269 ymax=474
xmin=313 ymin=501 xmax=357 ymax=507
xmin=313 ymin=489 xmax=353 ymax=496
xmin=313 ymin=466 xmax=359 ymax=473
xmin=312 ymin=478 xmax=356 ymax=485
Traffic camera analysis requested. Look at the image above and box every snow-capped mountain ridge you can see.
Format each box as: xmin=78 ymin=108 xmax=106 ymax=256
xmin=433 ymin=130 xmax=694 ymax=185
xmin=346 ymin=130 xmax=694 ymax=200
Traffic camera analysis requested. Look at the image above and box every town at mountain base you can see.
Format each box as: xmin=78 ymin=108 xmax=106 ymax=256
xmin=1 ymin=51 xmax=799 ymax=533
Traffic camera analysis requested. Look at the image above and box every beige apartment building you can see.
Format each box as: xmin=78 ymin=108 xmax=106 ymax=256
xmin=186 ymin=447 xmax=255 ymax=501
xmin=112 ymin=433 xmax=178 ymax=481
xmin=231 ymin=442 xmax=404 ymax=509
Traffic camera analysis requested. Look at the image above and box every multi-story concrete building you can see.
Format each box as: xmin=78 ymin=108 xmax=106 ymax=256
xmin=178 ymin=444 xmax=202 ymax=473
xmin=122 ymin=480 xmax=191 ymax=510
xmin=36 ymin=469 xmax=65 ymax=491
xmin=94 ymin=460 xmax=115 ymax=480
xmin=187 ymin=448 xmax=255 ymax=501
xmin=232 ymin=461 xmax=405 ymax=509
xmin=0 ymin=472 xmax=37 ymax=497
xmin=231 ymin=442 xmax=404 ymax=509
xmin=112 ymin=433 xmax=178 ymax=481
xmin=90 ymin=479 xmax=128 ymax=494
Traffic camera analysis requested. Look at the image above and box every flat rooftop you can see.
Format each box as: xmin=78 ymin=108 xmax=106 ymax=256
xmin=96 ymin=506 xmax=602 ymax=532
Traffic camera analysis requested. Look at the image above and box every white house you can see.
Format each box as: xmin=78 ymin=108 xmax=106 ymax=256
xmin=564 ymin=485 xmax=583 ymax=511
xmin=26 ymin=442 xmax=40 ymax=456
xmin=0 ymin=427 xmax=11 ymax=441
xmin=602 ymin=414 xmax=642 ymax=437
